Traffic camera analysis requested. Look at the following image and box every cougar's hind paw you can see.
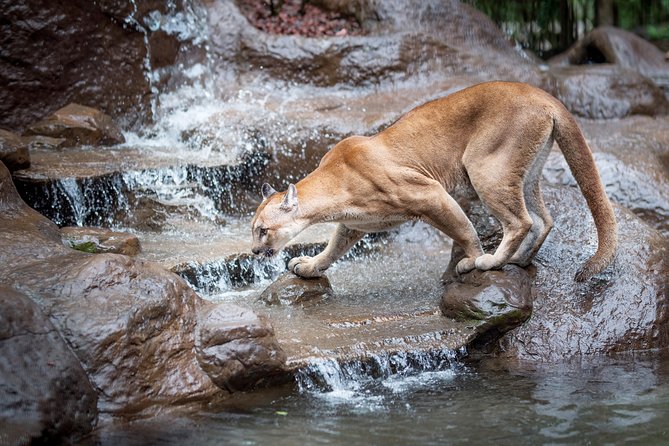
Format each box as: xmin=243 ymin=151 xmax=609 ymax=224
xmin=474 ymin=253 xmax=500 ymax=271
xmin=455 ymin=257 xmax=477 ymax=275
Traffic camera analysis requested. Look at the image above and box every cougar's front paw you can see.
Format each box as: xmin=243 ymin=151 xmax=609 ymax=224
xmin=455 ymin=257 xmax=477 ymax=275
xmin=288 ymin=256 xmax=325 ymax=278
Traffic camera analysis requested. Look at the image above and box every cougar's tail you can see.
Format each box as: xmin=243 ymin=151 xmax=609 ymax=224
xmin=552 ymin=106 xmax=618 ymax=281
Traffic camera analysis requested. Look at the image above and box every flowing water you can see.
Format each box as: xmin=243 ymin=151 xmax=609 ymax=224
xmin=85 ymin=351 xmax=669 ymax=445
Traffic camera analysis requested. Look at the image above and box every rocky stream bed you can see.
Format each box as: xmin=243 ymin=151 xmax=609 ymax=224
xmin=1 ymin=0 xmax=668 ymax=443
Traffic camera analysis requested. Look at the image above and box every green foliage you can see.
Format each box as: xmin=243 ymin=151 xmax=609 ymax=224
xmin=465 ymin=0 xmax=669 ymax=58
xmin=69 ymin=241 xmax=99 ymax=254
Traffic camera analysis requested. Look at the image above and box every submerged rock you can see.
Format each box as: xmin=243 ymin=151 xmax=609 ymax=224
xmin=196 ymin=303 xmax=287 ymax=392
xmin=0 ymin=129 xmax=30 ymax=171
xmin=26 ymin=103 xmax=125 ymax=147
xmin=259 ymin=272 xmax=334 ymax=306
xmin=0 ymin=286 xmax=97 ymax=444
xmin=457 ymin=185 xmax=668 ymax=360
xmin=441 ymin=265 xmax=533 ymax=350
xmin=61 ymin=226 xmax=142 ymax=256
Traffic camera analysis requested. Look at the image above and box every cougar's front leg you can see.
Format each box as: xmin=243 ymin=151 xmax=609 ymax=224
xmin=412 ymin=181 xmax=484 ymax=275
xmin=289 ymin=224 xmax=365 ymax=278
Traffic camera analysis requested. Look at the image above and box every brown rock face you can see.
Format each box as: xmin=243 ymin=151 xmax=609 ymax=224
xmin=0 ymin=129 xmax=30 ymax=171
xmin=61 ymin=226 xmax=141 ymax=255
xmin=26 ymin=103 xmax=126 ymax=147
xmin=0 ymin=0 xmax=198 ymax=131
xmin=196 ymin=303 xmax=288 ymax=392
xmin=0 ymin=286 xmax=97 ymax=444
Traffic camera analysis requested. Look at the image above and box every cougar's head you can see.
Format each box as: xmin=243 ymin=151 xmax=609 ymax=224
xmin=251 ymin=183 xmax=303 ymax=257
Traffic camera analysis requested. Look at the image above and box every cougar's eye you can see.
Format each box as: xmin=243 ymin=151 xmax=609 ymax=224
xmin=259 ymin=228 xmax=268 ymax=237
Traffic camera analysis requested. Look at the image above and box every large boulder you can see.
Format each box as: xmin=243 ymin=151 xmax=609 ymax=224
xmin=0 ymin=162 xmax=287 ymax=414
xmin=196 ymin=303 xmax=288 ymax=392
xmin=461 ymin=185 xmax=668 ymax=360
xmin=546 ymin=65 xmax=669 ymax=119
xmin=0 ymin=286 xmax=98 ymax=444
xmin=550 ymin=26 xmax=669 ymax=90
xmin=26 ymin=103 xmax=126 ymax=147
xmin=546 ymin=26 xmax=669 ymax=119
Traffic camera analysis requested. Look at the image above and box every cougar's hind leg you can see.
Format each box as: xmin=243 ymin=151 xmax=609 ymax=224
xmin=509 ymin=180 xmax=554 ymax=266
xmin=465 ymin=155 xmax=535 ymax=271
xmin=410 ymin=181 xmax=484 ymax=275
xmin=509 ymin=139 xmax=554 ymax=266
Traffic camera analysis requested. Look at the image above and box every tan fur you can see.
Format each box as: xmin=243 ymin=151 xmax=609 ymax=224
xmin=251 ymin=81 xmax=618 ymax=281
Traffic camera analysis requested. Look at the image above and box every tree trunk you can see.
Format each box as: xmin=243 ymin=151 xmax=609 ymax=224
xmin=596 ymin=0 xmax=615 ymax=27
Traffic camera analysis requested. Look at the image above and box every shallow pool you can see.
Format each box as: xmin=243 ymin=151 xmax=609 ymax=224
xmin=85 ymin=350 xmax=669 ymax=445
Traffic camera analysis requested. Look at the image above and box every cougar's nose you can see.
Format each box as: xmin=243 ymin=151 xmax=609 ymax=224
xmin=252 ymin=247 xmax=261 ymax=255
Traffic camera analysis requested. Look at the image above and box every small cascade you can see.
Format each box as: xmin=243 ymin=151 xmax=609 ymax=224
xmin=295 ymin=348 xmax=465 ymax=394
xmin=176 ymin=253 xmax=287 ymax=295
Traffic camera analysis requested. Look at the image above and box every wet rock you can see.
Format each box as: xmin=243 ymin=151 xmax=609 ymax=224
xmin=23 ymin=135 xmax=67 ymax=151
xmin=0 ymin=286 xmax=97 ymax=444
xmin=457 ymin=185 xmax=668 ymax=360
xmin=546 ymin=26 xmax=669 ymax=119
xmin=0 ymin=129 xmax=30 ymax=171
xmin=0 ymin=0 xmax=200 ymax=130
xmin=26 ymin=103 xmax=126 ymax=147
xmin=441 ymin=265 xmax=533 ymax=350
xmin=541 ymin=116 xmax=669 ymax=236
xmin=259 ymin=271 xmax=334 ymax=306
xmin=195 ymin=302 xmax=287 ymax=392
xmin=550 ymin=26 xmax=669 ymax=90
xmin=61 ymin=226 xmax=142 ymax=256
xmin=210 ymin=0 xmax=542 ymax=87
xmin=546 ymin=65 xmax=669 ymax=119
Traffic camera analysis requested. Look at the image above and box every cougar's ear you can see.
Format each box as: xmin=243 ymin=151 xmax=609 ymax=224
xmin=280 ymin=183 xmax=298 ymax=211
xmin=261 ymin=183 xmax=277 ymax=200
